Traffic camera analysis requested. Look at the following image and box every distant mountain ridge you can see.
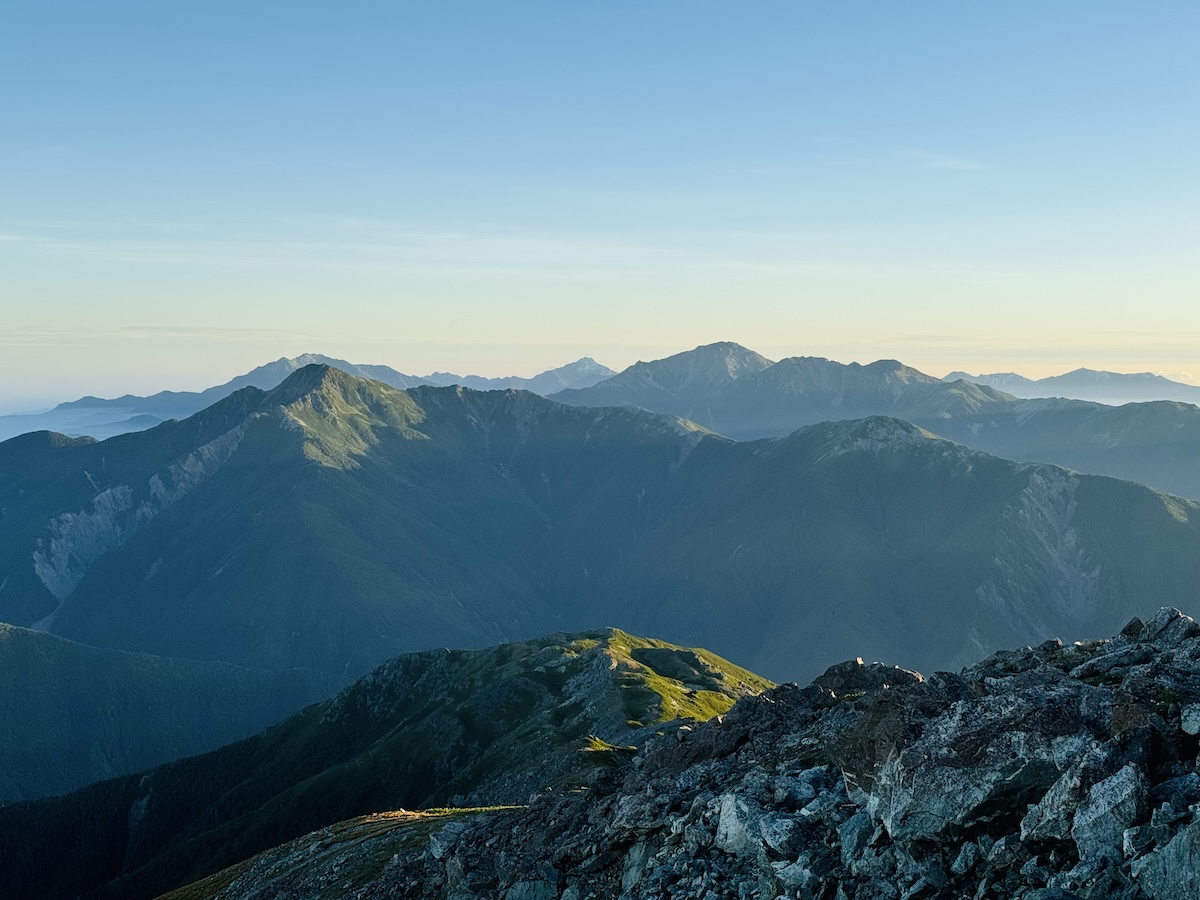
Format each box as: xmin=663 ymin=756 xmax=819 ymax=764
xmin=3 ymin=364 xmax=1199 ymax=685
xmin=946 ymin=367 xmax=1200 ymax=406
xmin=0 ymin=354 xmax=615 ymax=442
xmin=423 ymin=356 xmax=614 ymax=394
xmin=552 ymin=341 xmax=775 ymax=420
xmin=555 ymin=342 xmax=1200 ymax=499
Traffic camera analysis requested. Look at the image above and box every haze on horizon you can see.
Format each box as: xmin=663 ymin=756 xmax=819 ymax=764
xmin=2 ymin=2 xmax=1197 ymax=409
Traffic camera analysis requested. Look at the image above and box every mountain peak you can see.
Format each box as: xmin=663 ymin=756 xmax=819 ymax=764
xmin=795 ymin=415 xmax=941 ymax=462
xmin=263 ymin=362 xmax=340 ymax=403
xmin=262 ymin=365 xmax=426 ymax=467
xmin=816 ymin=414 xmax=931 ymax=443
xmin=610 ymin=342 xmax=774 ymax=394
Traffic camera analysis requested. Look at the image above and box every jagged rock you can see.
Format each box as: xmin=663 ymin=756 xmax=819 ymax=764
xmin=1131 ymin=817 xmax=1200 ymax=899
xmin=1180 ymin=704 xmax=1200 ymax=735
xmin=812 ymin=658 xmax=924 ymax=696
xmin=1071 ymin=763 xmax=1148 ymax=860
xmin=870 ymin=692 xmax=1066 ymax=843
xmin=1138 ymin=608 xmax=1200 ymax=645
xmin=503 ymin=882 xmax=556 ymax=900
xmin=164 ymin=608 xmax=1200 ymax=900
xmin=952 ymin=841 xmax=982 ymax=875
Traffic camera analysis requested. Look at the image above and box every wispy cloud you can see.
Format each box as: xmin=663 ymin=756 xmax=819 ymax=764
xmin=0 ymin=324 xmax=320 ymax=347
xmin=904 ymin=151 xmax=988 ymax=172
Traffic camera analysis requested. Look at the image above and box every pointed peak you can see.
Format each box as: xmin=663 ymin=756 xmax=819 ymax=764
xmin=612 ymin=342 xmax=774 ymax=389
xmin=263 ymin=363 xmax=344 ymax=404
xmin=259 ymin=365 xmax=425 ymax=468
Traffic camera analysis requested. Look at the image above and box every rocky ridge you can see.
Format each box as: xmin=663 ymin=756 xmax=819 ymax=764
xmin=179 ymin=608 xmax=1200 ymax=900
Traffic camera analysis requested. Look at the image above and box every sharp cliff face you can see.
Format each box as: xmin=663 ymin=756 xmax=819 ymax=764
xmin=169 ymin=609 xmax=1200 ymax=900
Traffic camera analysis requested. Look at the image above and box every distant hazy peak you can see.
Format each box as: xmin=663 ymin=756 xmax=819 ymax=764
xmin=947 ymin=367 xmax=1200 ymax=406
xmin=609 ymin=341 xmax=774 ymax=389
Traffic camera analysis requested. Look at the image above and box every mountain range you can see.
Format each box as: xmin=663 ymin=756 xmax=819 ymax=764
xmin=947 ymin=367 xmax=1200 ymax=406
xmin=555 ymin=342 xmax=1200 ymax=500
xmin=0 ymin=354 xmax=614 ymax=442
xmin=6 ymin=347 xmax=1200 ymax=899
xmin=3 ymin=364 xmax=1198 ymax=687
xmin=12 ymin=345 xmax=1200 ymax=504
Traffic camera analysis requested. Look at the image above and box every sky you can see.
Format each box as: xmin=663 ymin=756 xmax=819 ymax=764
xmin=2 ymin=2 xmax=1198 ymax=410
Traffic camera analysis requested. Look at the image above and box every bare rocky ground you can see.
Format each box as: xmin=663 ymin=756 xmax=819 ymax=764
xmin=172 ymin=608 xmax=1200 ymax=900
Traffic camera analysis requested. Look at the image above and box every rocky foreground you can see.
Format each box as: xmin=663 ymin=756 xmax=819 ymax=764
xmin=174 ymin=608 xmax=1200 ymax=900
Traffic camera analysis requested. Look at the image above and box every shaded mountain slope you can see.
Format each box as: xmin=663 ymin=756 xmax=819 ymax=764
xmin=2 ymin=367 xmax=1200 ymax=684
xmin=927 ymin=398 xmax=1200 ymax=500
xmin=0 ymin=629 xmax=770 ymax=900
xmin=0 ymin=624 xmax=341 ymax=802
xmin=595 ymin=416 xmax=1200 ymax=678
xmin=705 ymin=356 xmax=1015 ymax=438
xmin=165 ymin=608 xmax=1200 ymax=900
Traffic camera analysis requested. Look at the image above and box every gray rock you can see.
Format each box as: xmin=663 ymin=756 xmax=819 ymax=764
xmin=1132 ymin=818 xmax=1200 ymax=899
xmin=503 ymin=881 xmax=557 ymax=900
xmin=1068 ymin=644 xmax=1155 ymax=680
xmin=714 ymin=793 xmax=762 ymax=857
xmin=951 ymin=841 xmax=981 ymax=875
xmin=1139 ymin=608 xmax=1200 ymax=645
xmin=872 ymin=694 xmax=1062 ymax=843
xmin=621 ymin=840 xmax=651 ymax=891
xmin=1123 ymin=824 xmax=1169 ymax=859
xmin=839 ymin=810 xmax=874 ymax=867
xmin=1072 ymin=763 xmax=1148 ymax=860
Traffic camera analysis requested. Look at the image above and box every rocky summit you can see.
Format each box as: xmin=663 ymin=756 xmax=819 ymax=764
xmin=176 ymin=608 xmax=1200 ymax=900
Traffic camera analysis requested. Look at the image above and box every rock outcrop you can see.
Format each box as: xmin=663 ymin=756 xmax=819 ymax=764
xmin=177 ymin=608 xmax=1200 ymax=899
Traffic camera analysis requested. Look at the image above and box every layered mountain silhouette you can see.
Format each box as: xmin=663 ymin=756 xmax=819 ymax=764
xmin=3 ymin=365 xmax=1199 ymax=684
xmin=0 ymin=629 xmax=769 ymax=900
xmin=948 ymin=367 xmax=1200 ymax=406
xmin=0 ymin=354 xmax=614 ymax=442
xmin=555 ymin=343 xmax=1200 ymax=499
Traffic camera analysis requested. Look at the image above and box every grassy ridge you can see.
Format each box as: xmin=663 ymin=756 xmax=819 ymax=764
xmin=0 ymin=629 xmax=771 ymax=900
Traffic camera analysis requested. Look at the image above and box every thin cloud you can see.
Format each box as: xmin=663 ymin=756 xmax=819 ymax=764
xmin=0 ymin=325 xmax=316 ymax=345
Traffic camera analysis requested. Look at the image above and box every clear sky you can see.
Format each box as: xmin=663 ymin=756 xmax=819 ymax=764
xmin=2 ymin=2 xmax=1197 ymax=410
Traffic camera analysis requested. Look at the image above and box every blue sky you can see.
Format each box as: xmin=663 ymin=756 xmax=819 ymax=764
xmin=2 ymin=2 xmax=1198 ymax=407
